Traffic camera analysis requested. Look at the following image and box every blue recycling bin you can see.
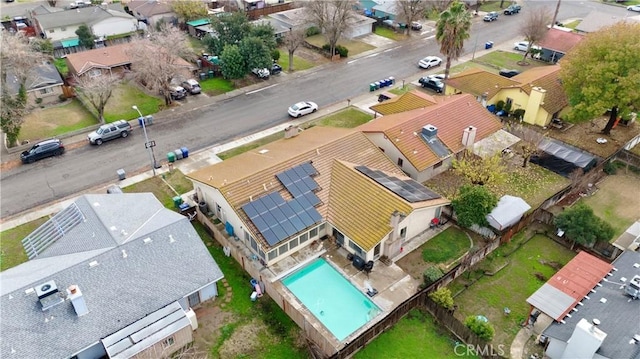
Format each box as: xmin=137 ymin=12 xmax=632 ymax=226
xmin=485 ymin=41 xmax=494 ymax=49
xmin=180 ymin=146 xmax=189 ymax=158
xmin=137 ymin=116 xmax=144 ymax=127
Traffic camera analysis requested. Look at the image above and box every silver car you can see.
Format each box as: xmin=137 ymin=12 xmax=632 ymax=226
xmin=87 ymin=120 xmax=132 ymax=145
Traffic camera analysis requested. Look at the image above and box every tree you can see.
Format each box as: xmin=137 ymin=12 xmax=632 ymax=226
xmin=1 ymin=85 xmax=27 ymax=147
xmin=451 ymin=185 xmax=497 ymax=228
xmin=507 ymin=123 xmax=547 ymax=167
xmin=560 ymin=22 xmax=640 ymax=135
xmin=395 ymin=0 xmax=429 ymax=36
xmin=171 ymin=0 xmax=208 ymax=22
xmin=249 ymin=23 xmax=277 ymax=53
xmin=519 ymin=8 xmax=551 ymax=62
xmin=76 ymin=24 xmax=95 ymax=49
xmin=283 ymin=28 xmax=305 ymax=72
xmin=305 ymin=0 xmax=357 ymax=59
xmin=464 ymin=315 xmax=495 ymax=340
xmin=452 ymin=151 xmax=507 ymax=185
xmin=205 ymin=12 xmax=252 ymax=55
xmin=239 ymin=36 xmax=271 ymax=72
xmin=554 ymin=204 xmax=615 ymax=249
xmin=428 ymin=287 xmax=454 ymax=310
xmin=423 ymin=266 xmax=444 ymax=286
xmin=435 ymin=0 xmax=472 ymax=83
xmin=74 ymin=74 xmax=120 ymax=124
xmin=127 ymin=25 xmax=196 ymax=105
xmin=220 ymin=44 xmax=246 ymax=81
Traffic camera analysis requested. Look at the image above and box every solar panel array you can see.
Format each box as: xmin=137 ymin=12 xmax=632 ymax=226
xmin=355 ymin=166 xmax=441 ymax=203
xmin=242 ymin=163 xmax=323 ymax=247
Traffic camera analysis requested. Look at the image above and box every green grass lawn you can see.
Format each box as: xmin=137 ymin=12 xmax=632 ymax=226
xmin=473 ymin=50 xmax=548 ymax=71
xmin=374 ymin=27 xmax=407 ymax=41
xmin=277 ymin=50 xmax=314 ymax=72
xmin=388 ymin=85 xmax=414 ymax=95
xmin=188 ymin=36 xmax=207 ymax=54
xmin=305 ymin=35 xmax=375 ymax=57
xmin=422 ymin=227 xmax=472 ymax=264
xmin=199 ymin=77 xmax=235 ymax=96
xmin=53 ymin=58 xmax=68 ymax=77
xmin=0 ymin=217 xmax=48 ymax=271
xmin=478 ymin=1 xmax=506 ymax=12
xmin=122 ymin=170 xmax=193 ymax=208
xmin=562 ymin=20 xmax=581 ymax=29
xmin=354 ymin=308 xmax=479 ymax=359
xmin=449 ymin=234 xmax=575 ymax=351
xmin=103 ymin=82 xmax=163 ymax=122
xmin=19 ymin=99 xmax=98 ymax=142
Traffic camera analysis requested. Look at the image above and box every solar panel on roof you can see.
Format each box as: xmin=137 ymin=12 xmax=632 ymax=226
xmin=297 ymin=210 xmax=315 ymax=226
xmin=271 ymin=206 xmax=287 ymax=223
xmin=295 ymin=195 xmax=312 ymax=210
xmin=306 ymin=208 xmax=323 ymax=223
xmin=288 ymin=183 xmax=304 ymax=197
xmin=279 ymin=203 xmax=296 ymax=217
xmin=280 ymin=221 xmax=297 ymax=236
xmin=304 ymin=192 xmax=321 ymax=207
xmin=262 ymin=228 xmax=280 ymax=246
xmin=269 ymin=192 xmax=286 ymax=205
xmin=271 ymin=224 xmax=288 ymax=241
xmin=276 ymin=172 xmax=294 ymax=187
xmin=301 ymin=162 xmax=317 ymax=176
xmin=253 ymin=199 xmax=268 ymax=214
xmin=302 ymin=176 xmax=319 ymax=191
xmin=261 ymin=211 xmax=276 ymax=225
xmin=242 ymin=203 xmax=259 ymax=219
xmin=289 ymin=199 xmax=304 ymax=214
xmin=289 ymin=215 xmax=306 ymax=232
xmin=252 ymin=216 xmax=270 ymax=232
xmin=261 ymin=194 xmax=278 ymax=211
xmin=355 ymin=165 xmax=441 ymax=203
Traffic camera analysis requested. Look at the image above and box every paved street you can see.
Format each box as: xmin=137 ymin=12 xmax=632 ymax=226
xmin=0 ymin=1 xmax=629 ymax=221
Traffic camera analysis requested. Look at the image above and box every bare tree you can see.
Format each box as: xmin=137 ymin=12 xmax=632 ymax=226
xmin=429 ymin=0 xmax=454 ymax=13
xmin=305 ymin=0 xmax=357 ymax=59
xmin=47 ymin=0 xmax=57 ymax=6
xmin=127 ymin=25 xmax=196 ymax=105
xmin=395 ymin=0 xmax=430 ymax=36
xmin=74 ymin=74 xmax=121 ymax=124
xmin=508 ymin=123 xmax=547 ymax=168
xmin=519 ymin=7 xmax=552 ymax=63
xmin=1 ymin=33 xmax=47 ymax=90
xmin=282 ymin=28 xmax=305 ymax=72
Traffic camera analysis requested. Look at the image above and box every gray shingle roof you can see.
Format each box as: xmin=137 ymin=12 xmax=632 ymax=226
xmin=34 ymin=6 xmax=134 ymax=29
xmin=4 ymin=62 xmax=63 ymax=95
xmin=543 ymin=250 xmax=640 ymax=359
xmin=0 ymin=193 xmax=224 ymax=359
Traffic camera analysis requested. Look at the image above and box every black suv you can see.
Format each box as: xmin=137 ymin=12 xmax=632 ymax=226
xmin=21 ymin=139 xmax=65 ymax=164
xmin=504 ymin=4 xmax=521 ymax=15
xmin=419 ymin=77 xmax=444 ymax=93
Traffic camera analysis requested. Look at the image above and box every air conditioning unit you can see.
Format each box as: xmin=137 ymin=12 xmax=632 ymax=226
xmin=422 ymin=125 xmax=438 ymax=139
xmin=35 ymin=280 xmax=59 ymax=299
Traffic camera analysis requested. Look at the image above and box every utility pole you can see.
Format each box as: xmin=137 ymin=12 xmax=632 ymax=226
xmin=551 ymin=0 xmax=562 ymax=29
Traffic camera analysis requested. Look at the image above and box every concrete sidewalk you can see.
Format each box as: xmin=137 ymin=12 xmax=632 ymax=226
xmin=0 ymin=35 xmax=523 ymax=231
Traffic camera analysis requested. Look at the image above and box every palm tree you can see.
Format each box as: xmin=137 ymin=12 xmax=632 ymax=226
xmin=435 ymin=0 xmax=472 ymax=86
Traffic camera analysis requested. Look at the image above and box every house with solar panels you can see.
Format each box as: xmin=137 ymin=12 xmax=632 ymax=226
xmin=187 ymin=126 xmax=449 ymax=267
xmin=0 ymin=193 xmax=224 ymax=359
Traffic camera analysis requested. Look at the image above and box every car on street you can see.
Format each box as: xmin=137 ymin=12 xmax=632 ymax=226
xmin=271 ymin=63 xmax=282 ymax=75
xmin=483 ymin=11 xmax=499 ymax=22
xmin=503 ymin=4 xmax=521 ymax=15
xmin=288 ymin=101 xmax=318 ymax=118
xmin=418 ymin=56 xmax=442 ymax=69
xmin=513 ymin=41 xmax=541 ymax=52
xmin=418 ymin=77 xmax=444 ymax=93
xmin=21 ymin=139 xmax=65 ymax=164
xmin=87 ymin=120 xmax=133 ymax=145
xmin=252 ymin=67 xmax=270 ymax=79
xmin=628 ymin=5 xmax=640 ymax=12
xmin=181 ymin=79 xmax=201 ymax=94
xmin=410 ymin=21 xmax=423 ymax=31
xmin=499 ymin=69 xmax=520 ymax=78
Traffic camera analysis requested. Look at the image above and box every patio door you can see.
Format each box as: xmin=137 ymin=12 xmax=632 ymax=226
xmin=332 ymin=228 xmax=344 ymax=246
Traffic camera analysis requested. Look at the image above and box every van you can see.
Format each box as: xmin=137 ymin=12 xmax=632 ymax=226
xmin=181 ymin=79 xmax=201 ymax=95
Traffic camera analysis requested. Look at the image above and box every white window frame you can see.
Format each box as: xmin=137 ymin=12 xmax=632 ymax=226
xmin=162 ymin=336 xmax=175 ymax=348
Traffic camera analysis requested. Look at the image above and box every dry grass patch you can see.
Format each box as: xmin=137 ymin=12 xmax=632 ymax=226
xmin=547 ymin=117 xmax=639 ymax=158
xmin=19 ymin=99 xmax=97 ymax=142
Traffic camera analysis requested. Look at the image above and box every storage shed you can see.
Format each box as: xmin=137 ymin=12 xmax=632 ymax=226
xmin=486 ymin=195 xmax=531 ymax=231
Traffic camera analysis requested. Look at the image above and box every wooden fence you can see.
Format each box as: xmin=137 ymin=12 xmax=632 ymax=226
xmin=245 ymin=2 xmax=294 ymax=20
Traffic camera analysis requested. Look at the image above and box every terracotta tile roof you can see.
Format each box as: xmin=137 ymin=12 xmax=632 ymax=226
xmin=370 ymin=90 xmax=438 ymax=115
xmin=538 ymin=28 xmax=584 ymax=53
xmin=446 ymin=68 xmax=520 ymax=99
xmin=511 ymin=65 xmax=567 ymax=114
xmin=328 ymin=161 xmax=448 ymax=251
xmin=187 ymin=127 xmax=406 ymax=249
xmin=66 ymin=44 xmax=131 ymax=76
xmin=358 ymin=94 xmax=503 ymax=171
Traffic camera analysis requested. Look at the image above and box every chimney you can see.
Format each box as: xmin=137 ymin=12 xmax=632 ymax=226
xmin=421 ymin=125 xmax=437 ymax=139
xmin=560 ymin=318 xmax=606 ymax=359
xmin=462 ymin=126 xmax=477 ymax=148
xmin=284 ymin=125 xmax=300 ymax=139
xmin=67 ymin=285 xmax=89 ymax=317
xmin=388 ymin=211 xmax=405 ymax=241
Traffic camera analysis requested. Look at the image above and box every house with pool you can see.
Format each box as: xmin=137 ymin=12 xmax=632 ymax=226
xmin=187 ymin=126 xmax=450 ymax=355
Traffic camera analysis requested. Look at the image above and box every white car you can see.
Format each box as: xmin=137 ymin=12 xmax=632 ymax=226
xmin=427 ymin=74 xmax=445 ymax=81
xmin=514 ymin=41 xmax=541 ymax=52
xmin=418 ymin=56 xmax=443 ymax=69
xmin=628 ymin=5 xmax=640 ymax=12
xmin=288 ymin=101 xmax=318 ymax=118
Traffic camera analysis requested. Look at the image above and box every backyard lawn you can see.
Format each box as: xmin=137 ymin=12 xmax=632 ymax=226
xmin=472 ymin=50 xmax=548 ymax=72
xmin=421 ymin=227 xmax=472 ymax=264
xmin=102 ymin=82 xmax=162 ymax=122
xmin=0 ymin=216 xmax=48 ymax=271
xmin=448 ymin=233 xmax=575 ymax=351
xmin=19 ymin=99 xmax=97 ymax=142
xmin=199 ymin=77 xmax=235 ymax=96
xmin=277 ymin=49 xmax=315 ymax=72
xmin=354 ymin=308 xmax=479 ymax=359
xmin=374 ymin=27 xmax=407 ymax=41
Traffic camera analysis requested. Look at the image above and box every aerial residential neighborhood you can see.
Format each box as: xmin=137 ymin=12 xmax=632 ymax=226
xmin=1 ymin=0 xmax=639 ymax=358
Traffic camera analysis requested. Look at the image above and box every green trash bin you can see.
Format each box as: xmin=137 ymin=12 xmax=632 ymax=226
xmin=370 ymin=83 xmax=376 ymax=92
xmin=208 ymin=70 xmax=214 ymax=78
xmin=172 ymin=196 xmax=183 ymax=208
xmin=167 ymin=151 xmax=176 ymax=163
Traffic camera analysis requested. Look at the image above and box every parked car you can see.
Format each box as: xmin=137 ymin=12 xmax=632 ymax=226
xmin=181 ymin=79 xmax=201 ymax=94
xmin=167 ymin=85 xmax=187 ymax=100
xmin=410 ymin=21 xmax=423 ymax=31
xmin=628 ymin=5 xmax=640 ymax=12
xmin=503 ymin=4 xmax=521 ymax=15
xmin=69 ymin=0 xmax=91 ymax=9
xmin=271 ymin=63 xmax=283 ymax=75
xmin=252 ymin=67 xmax=270 ymax=79
xmin=427 ymin=74 xmax=445 ymax=81
xmin=483 ymin=11 xmax=499 ymax=22
xmin=514 ymin=41 xmax=541 ymax=52
xmin=418 ymin=77 xmax=444 ymax=93
xmin=288 ymin=101 xmax=318 ymax=118
xmin=21 ymin=139 xmax=65 ymax=164
xmin=499 ymin=69 xmax=520 ymax=78
xmin=87 ymin=120 xmax=133 ymax=145
xmin=418 ymin=56 xmax=442 ymax=69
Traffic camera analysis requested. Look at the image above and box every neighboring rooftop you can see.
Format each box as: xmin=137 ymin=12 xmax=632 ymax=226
xmin=538 ymin=28 xmax=584 ymax=53
xmin=370 ymin=90 xmax=438 ymax=115
xmin=127 ymin=0 xmax=175 ymax=18
xmin=66 ymin=43 xmax=131 ymax=76
xmin=446 ymin=68 xmax=520 ymax=99
xmin=34 ymin=6 xmax=134 ymax=29
xmin=4 ymin=61 xmax=63 ymax=94
xmin=511 ymin=65 xmax=567 ymax=115
xmin=575 ymin=11 xmax=640 ymax=33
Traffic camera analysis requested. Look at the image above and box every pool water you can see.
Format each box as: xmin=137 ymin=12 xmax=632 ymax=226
xmin=282 ymin=258 xmax=381 ymax=341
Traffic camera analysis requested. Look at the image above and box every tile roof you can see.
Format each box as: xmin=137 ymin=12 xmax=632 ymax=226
xmin=0 ymin=193 xmax=223 ymax=359
xmin=511 ymin=65 xmax=567 ymax=114
xmin=34 ymin=6 xmax=134 ymax=29
xmin=538 ymin=28 xmax=584 ymax=53
xmin=128 ymin=0 xmax=174 ymax=17
xmin=446 ymin=68 xmax=520 ymax=99
xmin=188 ymin=127 xmax=410 ymax=250
xmin=66 ymin=43 xmax=132 ymax=76
xmin=328 ymin=161 xmax=448 ymax=250
xmin=358 ymin=94 xmax=503 ymax=171
xmin=575 ymin=10 xmax=640 ymax=33
xmin=370 ymin=90 xmax=438 ymax=115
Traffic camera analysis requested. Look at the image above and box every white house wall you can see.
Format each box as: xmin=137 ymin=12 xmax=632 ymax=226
xmin=75 ymin=342 xmax=107 ymax=359
xmin=43 ymin=24 xmax=80 ymax=41
xmin=92 ymin=17 xmax=137 ymax=38
xmin=344 ymin=23 xmax=371 ymax=38
xmin=414 ymin=156 xmax=453 ymax=183
xmin=199 ymin=282 xmax=218 ymax=302
xmin=365 ymin=132 xmax=419 ymax=177
xmin=403 ymin=206 xmax=441 ymax=240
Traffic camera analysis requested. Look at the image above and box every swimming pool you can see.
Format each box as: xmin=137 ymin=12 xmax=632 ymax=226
xmin=282 ymin=258 xmax=381 ymax=341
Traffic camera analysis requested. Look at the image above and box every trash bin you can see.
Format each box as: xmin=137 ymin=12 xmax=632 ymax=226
xmin=485 ymin=41 xmax=493 ymax=49
xmin=369 ymin=83 xmax=376 ymax=92
xmin=208 ymin=70 xmax=214 ymax=79
xmin=180 ymin=146 xmax=189 ymax=158
xmin=174 ymin=148 xmax=183 ymax=160
xmin=117 ymin=169 xmax=126 ymax=180
xmin=145 ymin=115 xmax=153 ymax=125
xmin=172 ymin=196 xmax=183 ymax=208
xmin=389 ymin=76 xmax=395 ymax=85
xmin=199 ymin=72 xmax=206 ymax=80
xmin=374 ymin=81 xmax=380 ymax=90
xmin=196 ymin=59 xmax=202 ymax=68
xmin=138 ymin=116 xmax=145 ymax=127
xmin=167 ymin=152 xmax=176 ymax=163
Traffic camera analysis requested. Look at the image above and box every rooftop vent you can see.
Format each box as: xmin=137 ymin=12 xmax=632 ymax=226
xmin=421 ymin=125 xmax=437 ymax=139
xmin=35 ymin=280 xmax=64 ymax=311
xmin=67 ymin=285 xmax=89 ymax=317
